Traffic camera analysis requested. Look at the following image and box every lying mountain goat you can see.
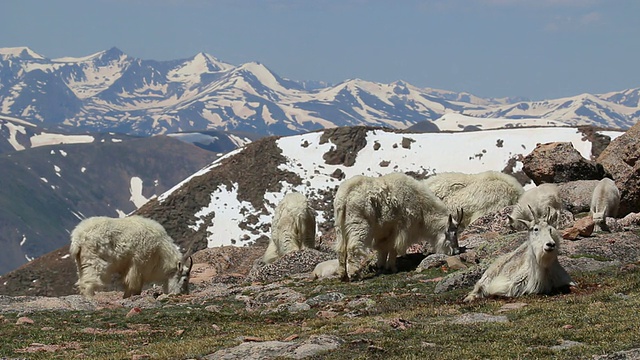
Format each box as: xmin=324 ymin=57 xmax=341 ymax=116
xmin=334 ymin=172 xmax=462 ymax=281
xmin=464 ymin=207 xmax=575 ymax=302
xmin=509 ymin=183 xmax=562 ymax=230
xmin=424 ymin=171 xmax=524 ymax=228
xmin=263 ymin=192 xmax=317 ymax=264
xmin=590 ymin=178 xmax=620 ymax=232
xmin=312 ymin=259 xmax=340 ymax=280
xmin=70 ymin=215 xmax=193 ymax=298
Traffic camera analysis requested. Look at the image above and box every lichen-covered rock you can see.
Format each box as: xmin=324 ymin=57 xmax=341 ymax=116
xmin=204 ymin=334 xmax=344 ymax=360
xmin=247 ymin=249 xmax=335 ymax=283
xmin=523 ymin=142 xmax=605 ymax=185
xmin=557 ymin=180 xmax=600 ymax=214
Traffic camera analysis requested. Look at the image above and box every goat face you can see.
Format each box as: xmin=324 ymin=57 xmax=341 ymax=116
xmin=528 ymin=221 xmax=559 ymax=266
xmin=167 ymin=257 xmax=193 ymax=295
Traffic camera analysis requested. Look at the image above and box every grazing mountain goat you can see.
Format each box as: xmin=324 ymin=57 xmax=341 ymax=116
xmin=263 ymin=192 xmax=317 ymax=264
xmin=424 ymin=171 xmax=524 ymax=228
xmin=70 ymin=215 xmax=193 ymax=298
xmin=590 ymin=178 xmax=620 ymax=232
xmin=334 ymin=172 xmax=463 ymax=281
xmin=509 ymin=183 xmax=562 ymax=230
xmin=464 ymin=207 xmax=575 ymax=302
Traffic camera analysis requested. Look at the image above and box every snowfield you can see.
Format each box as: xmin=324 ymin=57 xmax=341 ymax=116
xmin=167 ymin=126 xmax=623 ymax=249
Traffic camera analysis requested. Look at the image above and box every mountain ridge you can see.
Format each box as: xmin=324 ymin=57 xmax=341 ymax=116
xmin=1 ymin=46 xmax=638 ymax=137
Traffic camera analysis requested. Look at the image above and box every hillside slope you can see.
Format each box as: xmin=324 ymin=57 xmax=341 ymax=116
xmin=0 ymin=125 xmax=623 ymax=295
xmin=0 ymin=136 xmax=219 ymax=274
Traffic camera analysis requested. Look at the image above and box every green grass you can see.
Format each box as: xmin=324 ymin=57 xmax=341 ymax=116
xmin=1 ymin=265 xmax=640 ymax=359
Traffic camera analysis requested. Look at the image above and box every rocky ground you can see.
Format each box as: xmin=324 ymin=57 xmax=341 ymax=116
xmin=2 ymin=209 xmax=640 ymax=359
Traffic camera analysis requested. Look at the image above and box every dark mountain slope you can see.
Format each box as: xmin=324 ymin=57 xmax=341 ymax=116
xmin=0 ymin=135 xmax=219 ymax=274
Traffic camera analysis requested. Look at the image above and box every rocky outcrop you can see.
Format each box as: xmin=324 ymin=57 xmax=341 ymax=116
xmin=523 ymin=142 xmax=606 ymax=185
xmin=597 ymin=122 xmax=640 ymax=216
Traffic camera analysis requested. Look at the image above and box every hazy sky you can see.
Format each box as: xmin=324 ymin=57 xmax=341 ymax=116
xmin=1 ymin=0 xmax=638 ymax=100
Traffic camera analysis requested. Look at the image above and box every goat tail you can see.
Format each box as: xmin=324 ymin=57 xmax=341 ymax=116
xmin=336 ymin=203 xmax=350 ymax=282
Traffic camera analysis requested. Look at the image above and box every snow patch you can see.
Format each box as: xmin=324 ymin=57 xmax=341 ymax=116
xmin=192 ymin=183 xmax=261 ymax=247
xmin=129 ymin=177 xmax=150 ymax=208
xmin=30 ymin=133 xmax=94 ymax=148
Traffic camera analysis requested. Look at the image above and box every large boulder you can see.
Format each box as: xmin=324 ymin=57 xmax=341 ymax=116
xmin=523 ymin=142 xmax=606 ymax=185
xmin=556 ymin=180 xmax=600 ymax=214
xmin=597 ymin=123 xmax=640 ymax=216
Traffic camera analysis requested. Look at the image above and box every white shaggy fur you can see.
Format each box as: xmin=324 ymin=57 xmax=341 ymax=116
xmin=312 ymin=259 xmax=340 ymax=280
xmin=263 ymin=192 xmax=316 ymax=264
xmin=590 ymin=178 xmax=620 ymax=231
xmin=424 ymin=171 xmax=524 ymax=228
xmin=70 ymin=215 xmax=193 ymax=298
xmin=464 ymin=208 xmax=574 ymax=302
xmin=509 ymin=183 xmax=562 ymax=230
xmin=334 ymin=172 xmax=462 ymax=281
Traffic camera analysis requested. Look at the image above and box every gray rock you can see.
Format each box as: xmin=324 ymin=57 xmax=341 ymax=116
xmin=204 ymin=335 xmax=343 ymax=359
xmin=306 ymin=292 xmax=345 ymax=307
xmin=434 ymin=265 xmax=486 ymax=294
xmin=593 ymin=348 xmax=640 ymax=359
xmin=557 ymin=180 xmax=600 ymax=214
xmin=415 ymin=254 xmax=448 ymax=272
xmin=451 ymin=312 xmax=508 ymax=324
xmin=550 ymin=339 xmax=583 ymax=351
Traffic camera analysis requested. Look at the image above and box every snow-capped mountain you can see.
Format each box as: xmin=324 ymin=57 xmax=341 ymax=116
xmin=1 ymin=47 xmax=638 ymax=136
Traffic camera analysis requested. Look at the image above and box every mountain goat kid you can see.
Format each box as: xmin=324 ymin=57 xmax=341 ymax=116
xmin=70 ymin=215 xmax=193 ymax=298
xmin=424 ymin=171 xmax=524 ymax=228
xmin=263 ymin=192 xmax=317 ymax=264
xmin=335 ymin=172 xmax=462 ymax=281
xmin=509 ymin=183 xmax=563 ymax=230
xmin=590 ymin=178 xmax=620 ymax=232
xmin=464 ymin=207 xmax=575 ymax=302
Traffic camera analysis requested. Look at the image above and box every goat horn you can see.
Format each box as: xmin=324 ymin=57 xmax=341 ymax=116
xmin=527 ymin=204 xmax=538 ymax=223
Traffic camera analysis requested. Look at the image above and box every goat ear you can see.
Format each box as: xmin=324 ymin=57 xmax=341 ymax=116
xmin=457 ymin=208 xmax=464 ymax=224
xmin=548 ymin=208 xmax=559 ymax=226
xmin=186 ymin=256 xmax=193 ymax=273
xmin=517 ymin=218 xmax=534 ymax=230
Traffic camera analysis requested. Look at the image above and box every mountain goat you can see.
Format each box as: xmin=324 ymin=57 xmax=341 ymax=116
xmin=263 ymin=192 xmax=317 ymax=264
xmin=464 ymin=207 xmax=575 ymax=302
xmin=590 ymin=178 xmax=620 ymax=232
xmin=424 ymin=171 xmax=524 ymax=228
xmin=70 ymin=215 xmax=193 ymax=298
xmin=509 ymin=183 xmax=562 ymax=230
xmin=334 ymin=172 xmax=462 ymax=281
xmin=312 ymin=259 xmax=340 ymax=280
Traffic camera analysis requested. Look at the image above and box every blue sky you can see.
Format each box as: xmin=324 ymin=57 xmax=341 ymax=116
xmin=1 ymin=0 xmax=638 ymax=100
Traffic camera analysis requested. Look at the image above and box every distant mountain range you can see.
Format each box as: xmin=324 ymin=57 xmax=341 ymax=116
xmin=1 ymin=46 xmax=638 ymax=136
